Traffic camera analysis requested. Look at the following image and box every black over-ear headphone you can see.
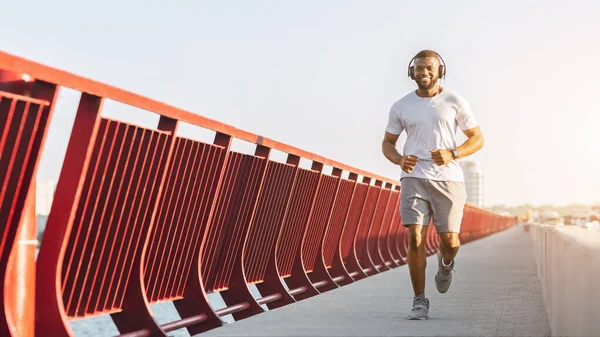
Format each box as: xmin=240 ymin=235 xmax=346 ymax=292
xmin=408 ymin=51 xmax=447 ymax=80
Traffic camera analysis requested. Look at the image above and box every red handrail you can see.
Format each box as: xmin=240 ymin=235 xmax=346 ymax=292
xmin=0 ymin=51 xmax=398 ymax=186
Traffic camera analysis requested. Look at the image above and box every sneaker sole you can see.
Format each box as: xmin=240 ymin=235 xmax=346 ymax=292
xmin=407 ymin=314 xmax=429 ymax=320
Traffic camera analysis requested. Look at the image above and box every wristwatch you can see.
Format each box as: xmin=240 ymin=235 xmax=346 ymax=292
xmin=451 ymin=149 xmax=460 ymax=159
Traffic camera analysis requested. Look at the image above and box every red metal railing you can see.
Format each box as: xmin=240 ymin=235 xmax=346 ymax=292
xmin=0 ymin=50 xmax=517 ymax=337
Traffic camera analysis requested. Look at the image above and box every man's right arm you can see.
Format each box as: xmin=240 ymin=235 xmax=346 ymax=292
xmin=382 ymin=131 xmax=403 ymax=165
xmin=384 ymin=104 xmax=418 ymax=173
xmin=382 ymin=132 xmax=419 ymax=173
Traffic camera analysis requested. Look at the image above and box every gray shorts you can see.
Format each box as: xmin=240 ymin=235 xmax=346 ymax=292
xmin=400 ymin=177 xmax=467 ymax=233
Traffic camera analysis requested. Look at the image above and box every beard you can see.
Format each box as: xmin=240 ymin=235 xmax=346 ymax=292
xmin=416 ymin=77 xmax=437 ymax=90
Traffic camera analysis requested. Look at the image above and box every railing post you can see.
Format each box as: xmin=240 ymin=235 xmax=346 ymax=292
xmin=299 ymin=164 xmax=340 ymax=294
xmin=218 ymin=144 xmax=271 ymax=321
xmin=390 ymin=185 xmax=407 ymax=265
xmin=254 ymin=153 xmax=301 ymax=309
xmin=0 ymin=78 xmax=57 ymax=337
xmin=23 ymin=87 xmax=52 ymax=335
xmin=364 ymin=179 xmax=391 ymax=273
xmin=327 ymin=171 xmax=358 ymax=286
xmin=279 ymin=159 xmax=324 ymax=301
xmin=377 ymin=182 xmax=400 ymax=268
xmin=173 ymin=131 xmax=231 ymax=336
xmin=110 ymin=116 xmax=179 ymax=337
xmin=342 ymin=176 xmax=372 ymax=280
xmin=4 ymin=182 xmax=36 ymax=337
xmin=36 ymin=93 xmax=103 ymax=337
xmin=355 ymin=177 xmax=383 ymax=275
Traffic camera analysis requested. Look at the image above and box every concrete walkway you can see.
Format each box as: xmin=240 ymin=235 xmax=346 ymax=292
xmin=198 ymin=224 xmax=551 ymax=336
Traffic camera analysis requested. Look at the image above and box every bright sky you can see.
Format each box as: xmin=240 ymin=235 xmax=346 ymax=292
xmin=2 ymin=0 xmax=599 ymax=207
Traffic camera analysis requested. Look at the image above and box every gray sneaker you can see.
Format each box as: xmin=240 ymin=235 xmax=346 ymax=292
xmin=435 ymin=251 xmax=454 ymax=294
xmin=407 ymin=296 xmax=429 ymax=320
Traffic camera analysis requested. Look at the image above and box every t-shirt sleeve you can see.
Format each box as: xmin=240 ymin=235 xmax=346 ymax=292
xmin=385 ymin=105 xmax=404 ymax=135
xmin=456 ymin=97 xmax=479 ymax=130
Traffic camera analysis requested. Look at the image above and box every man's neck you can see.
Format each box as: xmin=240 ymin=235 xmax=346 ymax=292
xmin=416 ymin=85 xmax=442 ymax=98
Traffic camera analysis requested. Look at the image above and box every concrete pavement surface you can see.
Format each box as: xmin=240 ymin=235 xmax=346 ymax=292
xmin=197 ymin=224 xmax=551 ymax=336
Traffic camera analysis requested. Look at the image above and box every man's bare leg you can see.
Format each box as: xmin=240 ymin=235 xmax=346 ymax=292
xmin=407 ymin=224 xmax=429 ymax=296
xmin=435 ymin=232 xmax=460 ymax=294
xmin=438 ymin=232 xmax=460 ymax=265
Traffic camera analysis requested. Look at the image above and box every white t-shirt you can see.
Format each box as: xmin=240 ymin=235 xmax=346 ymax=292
xmin=385 ymin=88 xmax=478 ymax=182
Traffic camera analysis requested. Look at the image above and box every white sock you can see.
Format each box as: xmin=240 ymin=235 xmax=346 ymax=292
xmin=442 ymin=257 xmax=453 ymax=268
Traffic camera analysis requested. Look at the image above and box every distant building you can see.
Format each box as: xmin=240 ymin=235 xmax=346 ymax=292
xmin=36 ymin=180 xmax=56 ymax=216
xmin=460 ymin=161 xmax=484 ymax=207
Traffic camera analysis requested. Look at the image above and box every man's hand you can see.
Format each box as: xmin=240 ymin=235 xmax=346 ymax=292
xmin=399 ymin=155 xmax=419 ymax=173
xmin=430 ymin=149 xmax=454 ymax=166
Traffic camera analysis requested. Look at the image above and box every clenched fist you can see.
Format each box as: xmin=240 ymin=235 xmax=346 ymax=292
xmin=430 ymin=149 xmax=454 ymax=166
xmin=399 ymin=155 xmax=419 ymax=173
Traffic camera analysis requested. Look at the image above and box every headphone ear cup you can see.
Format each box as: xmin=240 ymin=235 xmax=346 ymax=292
xmin=409 ymin=66 xmax=415 ymax=79
xmin=439 ymin=65 xmax=445 ymax=79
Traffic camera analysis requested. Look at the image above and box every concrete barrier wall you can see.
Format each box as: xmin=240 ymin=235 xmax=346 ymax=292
xmin=528 ymin=224 xmax=600 ymax=337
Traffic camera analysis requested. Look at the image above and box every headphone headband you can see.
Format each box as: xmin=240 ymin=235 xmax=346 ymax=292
xmin=408 ymin=51 xmax=447 ymax=80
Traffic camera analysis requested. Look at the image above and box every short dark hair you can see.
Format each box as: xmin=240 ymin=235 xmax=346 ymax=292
xmin=413 ymin=50 xmax=440 ymax=61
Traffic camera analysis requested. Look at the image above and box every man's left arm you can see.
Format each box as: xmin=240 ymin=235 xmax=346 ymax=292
xmin=455 ymin=126 xmax=484 ymax=159
xmin=430 ymin=127 xmax=484 ymax=165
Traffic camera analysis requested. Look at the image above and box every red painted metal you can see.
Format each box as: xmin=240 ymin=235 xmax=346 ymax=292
xmin=245 ymin=156 xmax=298 ymax=309
xmin=322 ymin=176 xmax=357 ymax=286
xmin=0 ymin=79 xmax=57 ymax=337
xmin=301 ymin=172 xmax=337 ymax=273
xmin=0 ymin=88 xmax=51 ymax=337
xmin=0 ymin=51 xmax=399 ymax=186
xmin=171 ymin=131 xmax=231 ymax=336
xmin=36 ymin=93 xmax=104 ymax=336
xmin=337 ymin=178 xmax=369 ymax=281
xmin=111 ymin=117 xmax=178 ymax=336
xmin=277 ymin=168 xmax=320 ymax=279
xmin=279 ymin=162 xmax=325 ymax=301
xmin=300 ymin=169 xmax=341 ymax=294
xmin=203 ymin=145 xmax=269 ymax=321
xmin=161 ymin=314 xmax=207 ymax=333
xmin=353 ymin=181 xmax=382 ymax=276
xmin=144 ymin=136 xmax=226 ymax=304
xmin=215 ymin=302 xmax=250 ymax=316
xmin=389 ymin=187 xmax=407 ymax=265
xmin=0 ymin=51 xmax=518 ymax=336
xmin=277 ymin=164 xmax=320 ymax=280
xmin=365 ymin=183 xmax=392 ymax=272
xmin=4 ymin=183 xmax=36 ymax=337
xmin=378 ymin=185 xmax=401 ymax=268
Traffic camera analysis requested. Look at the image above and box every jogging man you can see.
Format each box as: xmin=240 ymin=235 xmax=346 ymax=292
xmin=381 ymin=50 xmax=484 ymax=320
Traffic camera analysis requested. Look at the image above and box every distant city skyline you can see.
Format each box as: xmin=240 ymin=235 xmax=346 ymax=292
xmin=3 ymin=0 xmax=599 ymax=207
xmin=461 ymin=161 xmax=484 ymax=208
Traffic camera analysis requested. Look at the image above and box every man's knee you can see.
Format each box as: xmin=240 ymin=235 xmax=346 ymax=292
xmin=408 ymin=226 xmax=426 ymax=251
xmin=440 ymin=233 xmax=460 ymax=249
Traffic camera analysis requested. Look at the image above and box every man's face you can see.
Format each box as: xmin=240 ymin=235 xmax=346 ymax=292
xmin=414 ymin=57 xmax=440 ymax=90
